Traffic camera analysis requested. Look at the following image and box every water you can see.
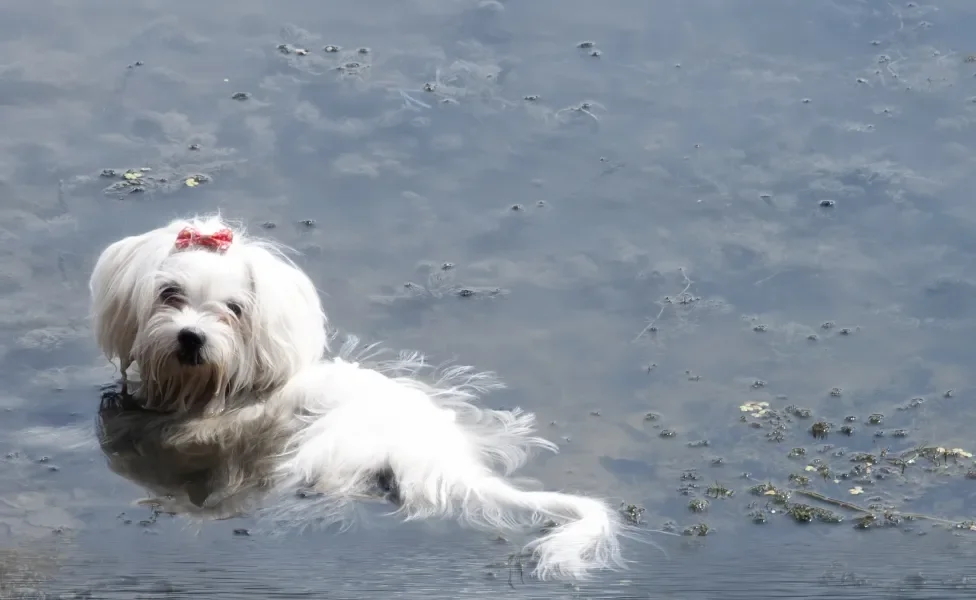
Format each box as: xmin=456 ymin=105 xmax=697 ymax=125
xmin=2 ymin=0 xmax=976 ymax=597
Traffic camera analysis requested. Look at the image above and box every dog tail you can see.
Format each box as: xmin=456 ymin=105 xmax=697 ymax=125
xmin=390 ymin=374 xmax=625 ymax=581
xmin=420 ymin=468 xmax=625 ymax=581
xmin=274 ymin=350 xmax=626 ymax=581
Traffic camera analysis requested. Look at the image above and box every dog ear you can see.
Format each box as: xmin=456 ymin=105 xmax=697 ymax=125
xmin=89 ymin=225 xmax=180 ymax=371
xmin=240 ymin=243 xmax=327 ymax=392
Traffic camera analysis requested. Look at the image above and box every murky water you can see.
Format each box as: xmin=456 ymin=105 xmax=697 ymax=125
xmin=3 ymin=0 xmax=976 ymax=597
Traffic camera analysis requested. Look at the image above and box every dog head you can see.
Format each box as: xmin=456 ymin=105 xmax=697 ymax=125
xmin=89 ymin=215 xmax=327 ymax=413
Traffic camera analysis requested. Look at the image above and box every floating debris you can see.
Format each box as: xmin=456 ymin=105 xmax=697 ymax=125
xmin=619 ymin=503 xmax=644 ymax=525
xmin=811 ymin=421 xmax=830 ymax=440
xmin=231 ymin=92 xmax=250 ymax=101
xmin=787 ymin=406 xmax=813 ymax=419
xmin=907 ymin=397 xmax=926 ymax=409
xmin=753 ymin=483 xmax=791 ymax=506
xmin=84 ymin=165 xmax=217 ymax=198
xmin=786 ymin=504 xmax=815 ymax=523
xmin=788 ymin=448 xmax=807 ymax=459
xmin=739 ymin=401 xmax=769 ymax=416
xmin=936 ymin=447 xmax=974 ymax=459
xmin=788 ymin=473 xmax=810 ymax=486
xmin=371 ymin=265 xmax=509 ymax=306
xmin=276 ymin=44 xmax=310 ymax=57
xmin=787 ymin=504 xmax=841 ymax=524
xmin=719 ymin=384 xmax=976 ymax=535
xmin=706 ymin=483 xmax=734 ymax=499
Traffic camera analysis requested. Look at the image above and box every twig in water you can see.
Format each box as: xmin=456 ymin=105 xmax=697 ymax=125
xmin=555 ymin=101 xmax=604 ymax=124
xmin=634 ymin=268 xmax=693 ymax=341
xmin=794 ymin=489 xmax=961 ymax=526
xmin=793 ymin=490 xmax=872 ymax=514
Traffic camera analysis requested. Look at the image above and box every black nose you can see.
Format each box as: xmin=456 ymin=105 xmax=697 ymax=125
xmin=177 ymin=328 xmax=206 ymax=351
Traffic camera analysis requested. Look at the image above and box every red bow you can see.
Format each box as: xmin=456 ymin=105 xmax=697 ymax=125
xmin=174 ymin=227 xmax=234 ymax=252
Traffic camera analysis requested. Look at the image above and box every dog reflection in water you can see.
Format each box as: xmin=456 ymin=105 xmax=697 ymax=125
xmin=89 ymin=215 xmax=627 ymax=580
xmin=96 ymin=388 xmax=402 ymax=520
xmin=97 ymin=390 xmax=285 ymax=520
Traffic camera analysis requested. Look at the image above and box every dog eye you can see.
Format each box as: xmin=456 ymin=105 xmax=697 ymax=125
xmin=159 ymin=285 xmax=183 ymax=306
xmin=226 ymin=302 xmax=243 ymax=318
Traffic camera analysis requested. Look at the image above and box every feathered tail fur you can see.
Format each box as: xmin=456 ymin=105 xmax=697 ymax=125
xmin=269 ymin=336 xmax=625 ymax=580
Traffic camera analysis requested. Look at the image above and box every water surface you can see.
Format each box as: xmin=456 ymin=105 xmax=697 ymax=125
xmin=2 ymin=0 xmax=976 ymax=597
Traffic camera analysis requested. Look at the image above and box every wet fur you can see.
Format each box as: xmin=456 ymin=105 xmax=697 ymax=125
xmin=89 ymin=215 xmax=627 ymax=580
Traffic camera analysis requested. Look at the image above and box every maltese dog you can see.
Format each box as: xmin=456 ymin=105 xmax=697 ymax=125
xmin=89 ymin=215 xmax=626 ymax=580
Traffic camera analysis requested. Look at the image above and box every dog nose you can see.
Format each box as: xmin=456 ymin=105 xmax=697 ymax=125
xmin=177 ymin=328 xmax=206 ymax=351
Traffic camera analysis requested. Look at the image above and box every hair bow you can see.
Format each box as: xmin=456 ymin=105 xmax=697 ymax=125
xmin=174 ymin=226 xmax=234 ymax=252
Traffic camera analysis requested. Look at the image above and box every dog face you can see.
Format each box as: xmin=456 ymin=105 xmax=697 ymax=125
xmin=90 ymin=216 xmax=328 ymax=414
xmin=137 ymin=249 xmax=250 ymax=407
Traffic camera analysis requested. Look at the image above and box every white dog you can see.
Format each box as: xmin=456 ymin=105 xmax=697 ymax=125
xmin=89 ymin=214 xmax=626 ymax=580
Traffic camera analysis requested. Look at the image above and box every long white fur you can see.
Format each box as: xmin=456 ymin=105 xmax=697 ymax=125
xmin=88 ymin=214 xmax=626 ymax=581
